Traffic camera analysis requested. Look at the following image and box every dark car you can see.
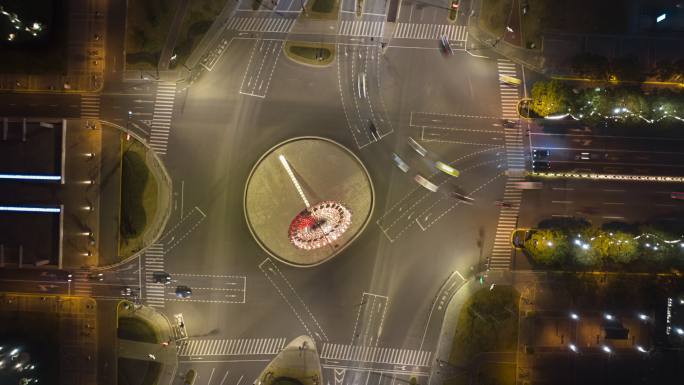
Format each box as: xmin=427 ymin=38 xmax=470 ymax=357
xmin=368 ymin=121 xmax=379 ymax=141
xmin=502 ymin=119 xmax=518 ymax=128
xmin=532 ymin=160 xmax=550 ymax=171
xmin=439 ymin=36 xmax=452 ymax=56
xmin=88 ymin=272 xmax=104 ymax=281
xmin=152 ymin=271 xmax=172 ymax=284
xmin=532 ymin=149 xmax=550 ymax=160
xmin=175 ymin=285 xmax=192 ymax=299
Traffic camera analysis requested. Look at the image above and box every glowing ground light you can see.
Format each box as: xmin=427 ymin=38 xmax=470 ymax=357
xmin=288 ymin=201 xmax=352 ymax=250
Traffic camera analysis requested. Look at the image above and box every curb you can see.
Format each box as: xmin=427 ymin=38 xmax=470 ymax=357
xmin=93 ymin=120 xmax=173 ymax=271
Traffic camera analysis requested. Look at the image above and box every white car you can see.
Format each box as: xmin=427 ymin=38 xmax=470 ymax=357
xmin=358 ymin=72 xmax=367 ymax=98
xmin=407 ymin=137 xmax=428 ymax=157
xmin=391 ymin=153 xmax=410 ymax=172
xmin=414 ymin=174 xmax=439 ymax=192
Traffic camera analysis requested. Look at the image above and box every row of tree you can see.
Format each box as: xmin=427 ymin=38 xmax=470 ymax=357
xmin=529 ymin=79 xmax=684 ymax=124
xmin=522 ymin=218 xmax=684 ymax=270
xmin=569 ymin=53 xmax=684 ymax=83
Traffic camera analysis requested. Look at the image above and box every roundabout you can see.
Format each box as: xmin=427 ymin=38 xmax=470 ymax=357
xmin=244 ymin=137 xmax=374 ymax=267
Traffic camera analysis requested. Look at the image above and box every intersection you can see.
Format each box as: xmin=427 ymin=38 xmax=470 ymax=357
xmin=2 ymin=1 xmax=684 ymax=385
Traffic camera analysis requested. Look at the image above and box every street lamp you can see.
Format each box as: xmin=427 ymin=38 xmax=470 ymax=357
xmin=570 ymin=312 xmax=579 ymax=320
xmin=638 ymin=313 xmax=649 ymax=321
xmin=604 ymin=313 xmax=614 ymax=321
xmin=636 ymin=345 xmax=648 ymax=353
xmin=601 ymin=345 xmax=612 ymax=354
xmin=568 ymin=343 xmax=578 ymax=353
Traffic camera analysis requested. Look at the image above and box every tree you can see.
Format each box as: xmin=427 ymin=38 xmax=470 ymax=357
xmin=570 ymin=53 xmax=609 ymax=80
xmin=530 ymin=80 xmax=573 ymax=117
xmin=524 ymin=229 xmax=568 ymax=265
xmin=611 ymin=55 xmax=643 ymax=82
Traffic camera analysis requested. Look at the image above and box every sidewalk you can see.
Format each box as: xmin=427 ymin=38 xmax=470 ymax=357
xmin=118 ymin=302 xmax=179 ymax=385
xmin=255 ymin=336 xmax=322 ymax=385
xmin=429 ymin=270 xmax=514 ymax=385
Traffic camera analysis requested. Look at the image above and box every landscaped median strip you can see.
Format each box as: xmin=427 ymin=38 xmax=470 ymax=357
xmin=532 ymin=171 xmax=684 ymax=183
xmin=283 ymin=41 xmax=336 ymax=66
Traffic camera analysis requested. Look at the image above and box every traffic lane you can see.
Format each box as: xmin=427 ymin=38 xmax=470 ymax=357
xmin=0 ymin=93 xmax=81 ymax=118
xmin=411 ymin=112 xmax=504 ymax=129
xmin=398 ymin=0 xmax=447 ymax=24
xmin=0 ymin=277 xmax=70 ymax=295
xmin=518 ymin=179 xmax=684 ymax=227
xmin=529 ymin=131 xmax=684 ymax=153
xmin=537 ymin=149 xmax=684 ymax=176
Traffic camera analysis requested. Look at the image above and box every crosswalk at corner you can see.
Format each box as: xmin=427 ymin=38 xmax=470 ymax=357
xmin=338 ymin=20 xmax=385 ymax=37
xmin=497 ymin=59 xmax=520 ymax=120
xmin=149 ymin=82 xmax=177 ymax=156
xmin=178 ymin=337 xmax=286 ymax=357
xmin=394 ymin=23 xmax=467 ymax=41
xmin=143 ymin=243 xmax=165 ymax=308
xmin=489 ymin=178 xmax=523 ymax=270
xmin=320 ymin=343 xmax=432 ymax=367
xmin=72 ymin=270 xmax=92 ymax=296
xmin=225 ymin=17 xmax=295 ymax=33
xmin=80 ymin=94 xmax=100 ymax=119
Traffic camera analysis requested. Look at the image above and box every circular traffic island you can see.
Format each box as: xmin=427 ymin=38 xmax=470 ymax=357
xmin=244 ymin=137 xmax=374 ymax=267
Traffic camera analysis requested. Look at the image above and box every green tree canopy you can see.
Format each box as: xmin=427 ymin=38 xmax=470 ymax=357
xmin=524 ymin=229 xmax=568 ymax=265
xmin=530 ymin=80 xmax=573 ymax=117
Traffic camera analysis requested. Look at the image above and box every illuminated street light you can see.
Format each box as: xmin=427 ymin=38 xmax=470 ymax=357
xmin=546 ymin=241 xmax=553 ymax=247
xmin=636 ymin=345 xmax=648 ymax=353
xmin=675 ymin=327 xmax=684 ymax=335
xmin=602 ymin=345 xmax=612 ymax=354
xmin=568 ymin=343 xmax=578 ymax=353
xmin=638 ymin=313 xmax=649 ymax=321
xmin=570 ymin=312 xmax=579 ymax=320
xmin=604 ymin=313 xmax=614 ymax=321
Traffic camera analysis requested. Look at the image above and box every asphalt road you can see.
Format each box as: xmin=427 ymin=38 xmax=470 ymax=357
xmin=4 ymin=1 xmax=684 ymax=385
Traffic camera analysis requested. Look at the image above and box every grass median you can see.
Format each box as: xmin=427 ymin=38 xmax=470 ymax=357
xmin=117 ymin=317 xmax=159 ymax=343
xmin=449 ymin=286 xmax=520 ymax=363
xmin=119 ymin=138 xmax=158 ymax=258
xmin=173 ymin=0 xmax=228 ymax=69
xmin=125 ymin=0 xmax=174 ymax=69
xmin=303 ymin=0 xmax=339 ymax=20
xmin=284 ymin=41 xmax=335 ymax=66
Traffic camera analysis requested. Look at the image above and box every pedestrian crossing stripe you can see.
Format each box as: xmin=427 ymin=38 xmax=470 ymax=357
xmin=226 ymin=17 xmax=295 ymax=33
xmin=338 ymin=20 xmax=385 ymax=37
xmin=144 ymin=243 xmax=165 ymax=308
xmin=394 ymin=23 xmax=467 ymax=41
xmin=178 ymin=338 xmax=286 ymax=356
xmin=320 ymin=343 xmax=432 ymax=367
xmin=81 ymin=94 xmax=100 ymax=119
xmin=149 ymin=83 xmax=176 ymax=156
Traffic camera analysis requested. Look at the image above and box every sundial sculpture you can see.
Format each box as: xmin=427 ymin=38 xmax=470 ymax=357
xmin=278 ymin=154 xmax=352 ymax=250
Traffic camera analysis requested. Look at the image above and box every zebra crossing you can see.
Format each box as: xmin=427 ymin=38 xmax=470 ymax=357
xmin=72 ymin=270 xmax=92 ymax=296
xmin=498 ymin=59 xmax=520 ymax=120
xmin=143 ymin=243 xmax=165 ymax=308
xmin=488 ymin=59 xmax=524 ymax=271
xmin=338 ymin=20 xmax=385 ymax=37
xmin=320 ymin=343 xmax=432 ymax=367
xmin=226 ymin=17 xmax=295 ymax=33
xmin=489 ymin=177 xmax=523 ymax=270
xmin=149 ymin=82 xmax=176 ymax=156
xmin=394 ymin=23 xmax=467 ymax=41
xmin=80 ymin=94 xmax=100 ymax=119
xmin=178 ymin=337 xmax=286 ymax=356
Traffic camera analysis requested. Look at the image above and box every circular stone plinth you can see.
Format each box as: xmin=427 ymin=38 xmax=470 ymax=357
xmin=244 ymin=137 xmax=374 ymax=267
